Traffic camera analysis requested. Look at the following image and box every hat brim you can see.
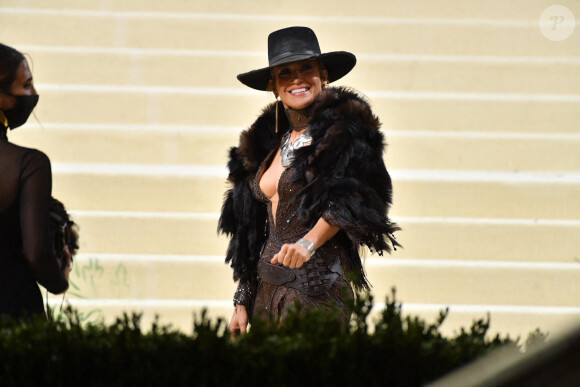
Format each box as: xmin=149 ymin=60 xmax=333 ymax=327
xmin=237 ymin=51 xmax=356 ymax=91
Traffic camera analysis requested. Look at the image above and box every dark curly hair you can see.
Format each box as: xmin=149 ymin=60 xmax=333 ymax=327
xmin=0 ymin=43 xmax=25 ymax=94
xmin=49 ymin=197 xmax=79 ymax=263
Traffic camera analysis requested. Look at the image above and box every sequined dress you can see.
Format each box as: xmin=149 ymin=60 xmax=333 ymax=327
xmin=234 ymin=108 xmax=354 ymax=323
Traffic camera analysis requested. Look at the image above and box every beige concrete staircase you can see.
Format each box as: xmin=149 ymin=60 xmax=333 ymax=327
xmin=2 ymin=0 xmax=579 ymax=338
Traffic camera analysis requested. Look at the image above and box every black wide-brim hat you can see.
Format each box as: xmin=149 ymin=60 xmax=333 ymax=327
xmin=237 ymin=26 xmax=356 ymax=91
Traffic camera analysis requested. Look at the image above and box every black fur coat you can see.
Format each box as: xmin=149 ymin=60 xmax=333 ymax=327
xmin=218 ymin=87 xmax=399 ymax=290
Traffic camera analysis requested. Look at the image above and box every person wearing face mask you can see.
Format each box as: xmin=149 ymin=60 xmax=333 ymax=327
xmin=219 ymin=27 xmax=400 ymax=337
xmin=0 ymin=43 xmax=70 ymax=321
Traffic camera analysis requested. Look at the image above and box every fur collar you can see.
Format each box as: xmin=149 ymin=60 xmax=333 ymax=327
xmin=236 ymin=86 xmax=381 ymax=175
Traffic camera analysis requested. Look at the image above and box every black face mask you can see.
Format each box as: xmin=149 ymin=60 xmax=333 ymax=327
xmin=3 ymin=94 xmax=39 ymax=130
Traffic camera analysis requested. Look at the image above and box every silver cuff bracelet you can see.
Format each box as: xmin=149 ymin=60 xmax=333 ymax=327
xmin=295 ymin=237 xmax=316 ymax=257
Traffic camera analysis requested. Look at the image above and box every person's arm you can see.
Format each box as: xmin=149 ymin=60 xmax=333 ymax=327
xmin=19 ymin=151 xmax=69 ymax=294
xmin=228 ymin=278 xmax=256 ymax=338
xmin=271 ymin=217 xmax=339 ymax=269
xmin=229 ymin=304 xmax=249 ymax=339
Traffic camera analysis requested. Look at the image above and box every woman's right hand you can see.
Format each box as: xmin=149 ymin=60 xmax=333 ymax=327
xmin=228 ymin=304 xmax=249 ymax=339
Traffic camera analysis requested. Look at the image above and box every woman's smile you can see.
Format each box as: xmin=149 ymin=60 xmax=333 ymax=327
xmin=273 ymin=60 xmax=327 ymax=109
xmin=289 ymin=87 xmax=309 ymax=94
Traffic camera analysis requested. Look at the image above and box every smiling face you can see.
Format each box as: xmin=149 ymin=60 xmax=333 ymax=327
xmin=270 ymin=60 xmax=328 ymax=110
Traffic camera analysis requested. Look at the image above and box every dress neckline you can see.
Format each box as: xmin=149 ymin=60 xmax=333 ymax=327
xmin=255 ymin=144 xmax=295 ymax=230
xmin=284 ymin=105 xmax=313 ymax=131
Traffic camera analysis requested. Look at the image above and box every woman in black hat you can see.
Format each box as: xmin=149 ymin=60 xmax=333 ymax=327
xmin=0 ymin=43 xmax=71 ymax=320
xmin=219 ymin=27 xmax=399 ymax=336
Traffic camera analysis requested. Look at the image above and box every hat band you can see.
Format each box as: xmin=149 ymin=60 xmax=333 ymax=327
xmin=269 ymin=50 xmax=319 ymax=66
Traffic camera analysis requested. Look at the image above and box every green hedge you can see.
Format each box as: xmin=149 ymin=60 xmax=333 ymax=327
xmin=0 ymin=290 xmax=539 ymax=386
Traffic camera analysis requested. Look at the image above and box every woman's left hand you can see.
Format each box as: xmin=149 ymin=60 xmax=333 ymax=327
xmin=271 ymin=243 xmax=310 ymax=269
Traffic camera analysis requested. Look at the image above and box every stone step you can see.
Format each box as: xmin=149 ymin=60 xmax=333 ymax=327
xmin=53 ymin=253 xmax=580 ymax=338
xmin=18 ymin=47 xmax=580 ymax=94
xmin=30 ymin=88 xmax=580 ymax=133
xmin=49 ymin=167 xmax=580 ymax=220
xmin=65 ymin=212 xmax=580 ymax=263
xmin=45 ymin=296 xmax=580 ymax=340
xmin=52 ymin=167 xmax=230 ymax=214
xmin=64 ymin=255 xmax=580 ymax=309
xmin=2 ymin=8 xmax=578 ymax=56
xmin=66 ymin=255 xmax=237 ymax=302
xmin=4 ymin=0 xmax=575 ymax=20
xmin=43 ymin=252 xmax=580 ymax=339
xmin=366 ymin=259 xmax=580 ymax=308
xmin=5 ymin=0 xmax=578 ymax=343
xmin=10 ymin=126 xmax=241 ymax=167
xmin=11 ymin=126 xmax=580 ymax=173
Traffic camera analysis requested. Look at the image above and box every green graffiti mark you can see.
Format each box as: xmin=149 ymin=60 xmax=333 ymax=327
xmin=111 ymin=263 xmax=130 ymax=298
xmin=81 ymin=256 xmax=105 ymax=296
xmin=61 ymin=256 xmax=132 ymax=324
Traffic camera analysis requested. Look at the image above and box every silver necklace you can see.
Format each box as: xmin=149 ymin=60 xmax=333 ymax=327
xmin=280 ymin=129 xmax=312 ymax=167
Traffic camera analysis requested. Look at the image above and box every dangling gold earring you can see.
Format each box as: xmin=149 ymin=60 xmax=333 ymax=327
xmin=275 ymin=97 xmax=279 ymax=133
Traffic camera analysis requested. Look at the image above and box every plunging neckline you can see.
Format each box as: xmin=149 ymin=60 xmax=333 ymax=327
xmin=256 ymin=105 xmax=313 ymax=229
xmin=257 ymin=144 xmax=292 ymax=229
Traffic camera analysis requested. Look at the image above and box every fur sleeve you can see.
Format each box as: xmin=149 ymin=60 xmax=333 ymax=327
xmin=218 ymin=106 xmax=282 ymax=282
xmin=292 ymin=87 xmax=400 ymax=254
xmin=217 ymin=146 xmax=267 ymax=282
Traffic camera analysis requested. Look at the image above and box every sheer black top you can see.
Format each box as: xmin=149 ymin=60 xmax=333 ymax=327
xmin=0 ymin=126 xmax=68 ymax=319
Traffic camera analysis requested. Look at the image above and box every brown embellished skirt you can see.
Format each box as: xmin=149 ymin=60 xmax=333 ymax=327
xmin=251 ymin=275 xmax=354 ymax=326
